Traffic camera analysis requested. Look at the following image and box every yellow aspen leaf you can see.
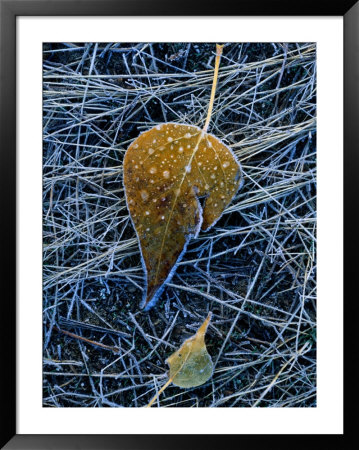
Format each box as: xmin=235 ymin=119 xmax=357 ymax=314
xmin=123 ymin=45 xmax=243 ymax=309
xmin=146 ymin=312 xmax=213 ymax=407
xmin=167 ymin=311 xmax=213 ymax=388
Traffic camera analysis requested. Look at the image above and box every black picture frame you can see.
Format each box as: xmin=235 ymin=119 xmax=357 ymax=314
xmin=1 ymin=0 xmax=357 ymax=448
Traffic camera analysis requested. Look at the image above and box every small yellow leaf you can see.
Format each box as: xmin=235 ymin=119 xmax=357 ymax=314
xmin=166 ymin=312 xmax=213 ymax=388
xmin=145 ymin=312 xmax=214 ymax=407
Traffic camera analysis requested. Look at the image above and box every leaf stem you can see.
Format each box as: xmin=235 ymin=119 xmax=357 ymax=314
xmin=145 ymin=377 xmax=173 ymax=408
xmin=202 ymin=44 xmax=224 ymax=133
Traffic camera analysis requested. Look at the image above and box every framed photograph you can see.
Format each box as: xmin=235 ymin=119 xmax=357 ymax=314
xmin=1 ymin=0 xmax=356 ymax=448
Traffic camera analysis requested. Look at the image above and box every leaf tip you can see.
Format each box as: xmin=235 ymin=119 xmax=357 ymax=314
xmin=197 ymin=311 xmax=212 ymax=337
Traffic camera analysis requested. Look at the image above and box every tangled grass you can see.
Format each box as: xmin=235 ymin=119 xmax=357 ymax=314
xmin=43 ymin=42 xmax=316 ymax=408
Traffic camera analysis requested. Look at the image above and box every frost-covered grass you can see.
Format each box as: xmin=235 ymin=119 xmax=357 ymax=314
xmin=43 ymin=42 xmax=316 ymax=408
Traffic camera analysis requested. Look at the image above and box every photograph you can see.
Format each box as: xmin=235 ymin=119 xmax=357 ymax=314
xmin=42 ymin=42 xmax=317 ymax=408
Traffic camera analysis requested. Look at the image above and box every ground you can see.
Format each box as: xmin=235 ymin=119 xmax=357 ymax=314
xmin=43 ymin=42 xmax=316 ymax=407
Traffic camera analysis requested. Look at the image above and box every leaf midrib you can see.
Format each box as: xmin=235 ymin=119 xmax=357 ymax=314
xmin=153 ymin=131 xmax=205 ymax=289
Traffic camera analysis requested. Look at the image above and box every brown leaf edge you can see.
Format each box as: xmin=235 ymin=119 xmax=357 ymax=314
xmin=123 ymin=124 xmax=243 ymax=310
